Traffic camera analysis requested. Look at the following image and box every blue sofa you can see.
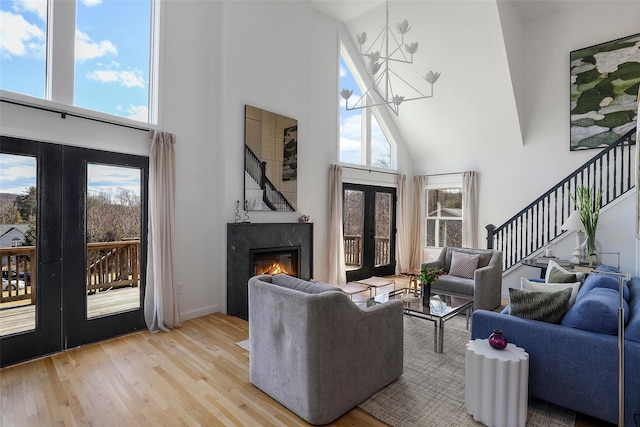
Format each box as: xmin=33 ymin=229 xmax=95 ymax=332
xmin=472 ymin=270 xmax=640 ymax=426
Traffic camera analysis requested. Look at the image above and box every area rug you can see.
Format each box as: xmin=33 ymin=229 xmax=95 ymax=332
xmin=358 ymin=315 xmax=576 ymax=427
xmin=236 ymin=339 xmax=249 ymax=351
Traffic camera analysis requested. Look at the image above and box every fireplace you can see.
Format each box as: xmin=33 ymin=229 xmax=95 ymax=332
xmin=251 ymin=246 xmax=300 ymax=277
xmin=227 ymin=223 xmax=313 ymax=320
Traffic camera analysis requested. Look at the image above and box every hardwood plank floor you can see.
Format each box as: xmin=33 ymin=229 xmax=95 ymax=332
xmin=0 ymin=312 xmax=386 ymax=427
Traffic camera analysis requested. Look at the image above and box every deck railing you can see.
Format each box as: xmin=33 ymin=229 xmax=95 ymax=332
xmin=0 ymin=246 xmax=36 ymax=305
xmin=87 ymin=240 xmax=139 ymax=292
xmin=0 ymin=240 xmax=139 ymax=305
xmin=343 ymin=235 xmax=391 ymax=267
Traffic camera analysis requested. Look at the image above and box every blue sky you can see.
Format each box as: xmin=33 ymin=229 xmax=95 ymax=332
xmin=0 ymin=0 xmax=150 ymax=121
xmin=0 ymin=153 xmax=141 ymax=198
xmin=339 ymin=55 xmax=391 ymax=168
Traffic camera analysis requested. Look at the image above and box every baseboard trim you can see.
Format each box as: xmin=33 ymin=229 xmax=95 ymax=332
xmin=180 ymin=305 xmax=220 ymax=322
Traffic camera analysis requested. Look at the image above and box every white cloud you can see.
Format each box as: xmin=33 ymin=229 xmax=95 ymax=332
xmin=0 ymin=154 xmax=37 ymax=194
xmin=75 ymin=30 xmax=117 ymax=62
xmin=0 ymin=10 xmax=45 ymax=58
xmin=340 ymin=63 xmax=346 ymax=78
xmin=13 ymin=0 xmax=47 ymax=21
xmin=87 ymin=164 xmax=141 ymax=197
xmin=126 ymin=105 xmax=148 ymax=122
xmin=80 ymin=0 xmax=103 ymax=6
xmin=86 ymin=69 xmax=145 ymax=88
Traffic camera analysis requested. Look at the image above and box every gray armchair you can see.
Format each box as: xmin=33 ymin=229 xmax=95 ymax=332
xmin=248 ymin=274 xmax=403 ymax=425
xmin=422 ymin=246 xmax=503 ymax=311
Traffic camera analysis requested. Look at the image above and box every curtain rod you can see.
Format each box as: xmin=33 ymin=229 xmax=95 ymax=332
xmin=425 ymin=171 xmax=467 ymax=177
xmin=1 ymin=98 xmax=152 ymax=133
xmin=340 ymin=165 xmax=399 ymax=176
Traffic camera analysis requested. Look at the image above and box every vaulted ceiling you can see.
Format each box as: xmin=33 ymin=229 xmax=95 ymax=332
xmin=309 ymin=1 xmax=579 ymax=171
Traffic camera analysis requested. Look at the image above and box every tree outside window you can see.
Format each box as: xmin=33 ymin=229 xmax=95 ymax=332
xmin=425 ymin=188 xmax=462 ymax=247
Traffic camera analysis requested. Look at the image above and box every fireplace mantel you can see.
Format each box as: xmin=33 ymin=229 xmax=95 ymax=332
xmin=227 ymin=222 xmax=313 ymax=320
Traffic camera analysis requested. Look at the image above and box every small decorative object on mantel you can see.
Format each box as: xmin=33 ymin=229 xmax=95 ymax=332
xmin=234 ymin=200 xmax=242 ymax=223
xmin=488 ymin=329 xmax=508 ymax=350
xmin=242 ymin=200 xmax=253 ymax=223
xmin=418 ymin=266 xmax=443 ymax=307
xmin=299 ymin=214 xmax=310 ymax=223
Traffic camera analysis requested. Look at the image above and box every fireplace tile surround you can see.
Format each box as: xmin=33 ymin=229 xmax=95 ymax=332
xmin=227 ymin=222 xmax=313 ymax=320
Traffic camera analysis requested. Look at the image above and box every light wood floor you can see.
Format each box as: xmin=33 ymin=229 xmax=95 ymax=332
xmin=0 ymin=276 xmax=612 ymax=427
xmin=0 ymin=312 xmax=386 ymax=426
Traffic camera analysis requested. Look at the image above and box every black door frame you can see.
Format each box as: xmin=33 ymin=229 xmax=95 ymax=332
xmin=344 ymin=183 xmax=397 ymax=282
xmin=0 ymin=137 xmax=63 ymax=366
xmin=63 ymin=146 xmax=148 ymax=348
xmin=0 ymin=137 xmax=148 ymax=366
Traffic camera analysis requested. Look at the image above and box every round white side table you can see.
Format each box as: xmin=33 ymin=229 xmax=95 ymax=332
xmin=465 ymin=339 xmax=529 ymax=427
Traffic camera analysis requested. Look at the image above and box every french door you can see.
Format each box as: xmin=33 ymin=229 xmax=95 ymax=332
xmin=343 ymin=184 xmax=396 ymax=282
xmin=0 ymin=136 xmax=148 ymax=367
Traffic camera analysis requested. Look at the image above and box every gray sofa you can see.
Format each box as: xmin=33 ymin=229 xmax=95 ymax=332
xmin=422 ymin=246 xmax=503 ymax=311
xmin=248 ymin=274 xmax=404 ymax=425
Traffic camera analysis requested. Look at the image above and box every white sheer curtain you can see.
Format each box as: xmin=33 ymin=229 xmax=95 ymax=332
xmin=327 ymin=164 xmax=347 ymax=285
xmin=144 ymin=130 xmax=181 ymax=333
xmin=410 ymin=175 xmax=427 ymax=270
xmin=462 ymin=171 xmax=479 ymax=248
xmin=396 ymin=174 xmax=411 ymax=273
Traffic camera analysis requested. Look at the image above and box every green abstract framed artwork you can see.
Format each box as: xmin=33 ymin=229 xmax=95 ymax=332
xmin=570 ymin=33 xmax=640 ymax=151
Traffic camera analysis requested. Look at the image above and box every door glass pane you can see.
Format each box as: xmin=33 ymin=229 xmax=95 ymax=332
xmin=374 ymin=192 xmax=391 ymax=266
xmin=86 ymin=164 xmax=141 ymax=319
xmin=74 ymin=0 xmax=151 ymax=121
xmin=0 ymin=1 xmax=47 ymax=98
xmin=0 ymin=154 xmax=37 ymax=336
xmin=343 ymin=189 xmax=364 ymax=271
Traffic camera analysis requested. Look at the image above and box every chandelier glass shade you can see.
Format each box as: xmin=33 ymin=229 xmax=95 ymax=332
xmin=340 ymin=1 xmax=441 ymax=116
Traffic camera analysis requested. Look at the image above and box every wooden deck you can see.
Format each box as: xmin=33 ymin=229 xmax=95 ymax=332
xmin=0 ymin=286 xmax=140 ymax=336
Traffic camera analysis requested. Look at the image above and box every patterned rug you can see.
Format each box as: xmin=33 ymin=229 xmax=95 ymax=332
xmin=358 ymin=314 xmax=576 ymax=427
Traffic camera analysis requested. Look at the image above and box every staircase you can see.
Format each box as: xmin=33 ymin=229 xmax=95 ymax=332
xmin=245 ymin=145 xmax=295 ymax=212
xmin=486 ymin=128 xmax=636 ymax=271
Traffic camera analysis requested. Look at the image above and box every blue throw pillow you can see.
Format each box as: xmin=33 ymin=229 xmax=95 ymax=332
xmin=561 ymin=287 xmax=629 ymax=335
xmin=578 ymin=273 xmax=629 ymax=302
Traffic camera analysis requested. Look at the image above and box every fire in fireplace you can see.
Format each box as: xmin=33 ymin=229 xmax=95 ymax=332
xmin=251 ymin=246 xmax=300 ymax=277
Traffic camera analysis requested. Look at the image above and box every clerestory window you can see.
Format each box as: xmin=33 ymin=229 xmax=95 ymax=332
xmin=0 ymin=0 xmax=155 ymax=123
xmin=339 ymin=52 xmax=395 ymax=170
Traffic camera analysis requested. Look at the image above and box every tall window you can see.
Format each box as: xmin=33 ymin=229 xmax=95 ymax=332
xmin=0 ymin=0 xmax=154 ymax=123
xmin=425 ymin=187 xmax=463 ymax=248
xmin=339 ymin=52 xmax=394 ymax=169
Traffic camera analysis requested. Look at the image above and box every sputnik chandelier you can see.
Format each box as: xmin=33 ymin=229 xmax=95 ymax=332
xmin=340 ymin=0 xmax=441 ymax=116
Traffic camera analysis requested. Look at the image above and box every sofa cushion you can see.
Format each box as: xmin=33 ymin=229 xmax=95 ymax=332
xmin=561 ymin=287 xmax=630 ymax=335
xmin=625 ymin=279 xmax=640 ymax=342
xmin=578 ymin=273 xmax=629 ymax=302
xmin=432 ymin=274 xmax=474 ymax=296
xmin=444 ymin=248 xmax=493 ymax=269
xmin=449 ymin=251 xmax=480 ymax=279
xmin=272 ymin=274 xmax=344 ymax=294
xmin=509 ymin=287 xmax=572 ymax=324
xmin=545 ymin=260 xmax=586 ymax=283
xmin=521 ymin=277 xmax=580 ymax=307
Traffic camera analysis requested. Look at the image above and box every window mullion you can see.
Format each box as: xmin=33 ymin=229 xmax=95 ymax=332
xmin=47 ymin=0 xmax=76 ymax=104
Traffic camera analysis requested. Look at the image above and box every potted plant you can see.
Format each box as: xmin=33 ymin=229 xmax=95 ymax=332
xmin=418 ymin=265 xmax=443 ymax=305
xmin=572 ymin=186 xmax=602 ymax=266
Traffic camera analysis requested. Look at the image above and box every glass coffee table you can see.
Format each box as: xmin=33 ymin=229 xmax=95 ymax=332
xmin=369 ymin=287 xmax=473 ymax=354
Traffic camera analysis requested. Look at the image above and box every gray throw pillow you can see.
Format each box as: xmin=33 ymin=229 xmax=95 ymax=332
xmin=509 ymin=287 xmax=572 ymax=324
xmin=448 ymin=251 xmax=480 ymax=279
xmin=548 ymin=268 xmax=578 ymax=283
